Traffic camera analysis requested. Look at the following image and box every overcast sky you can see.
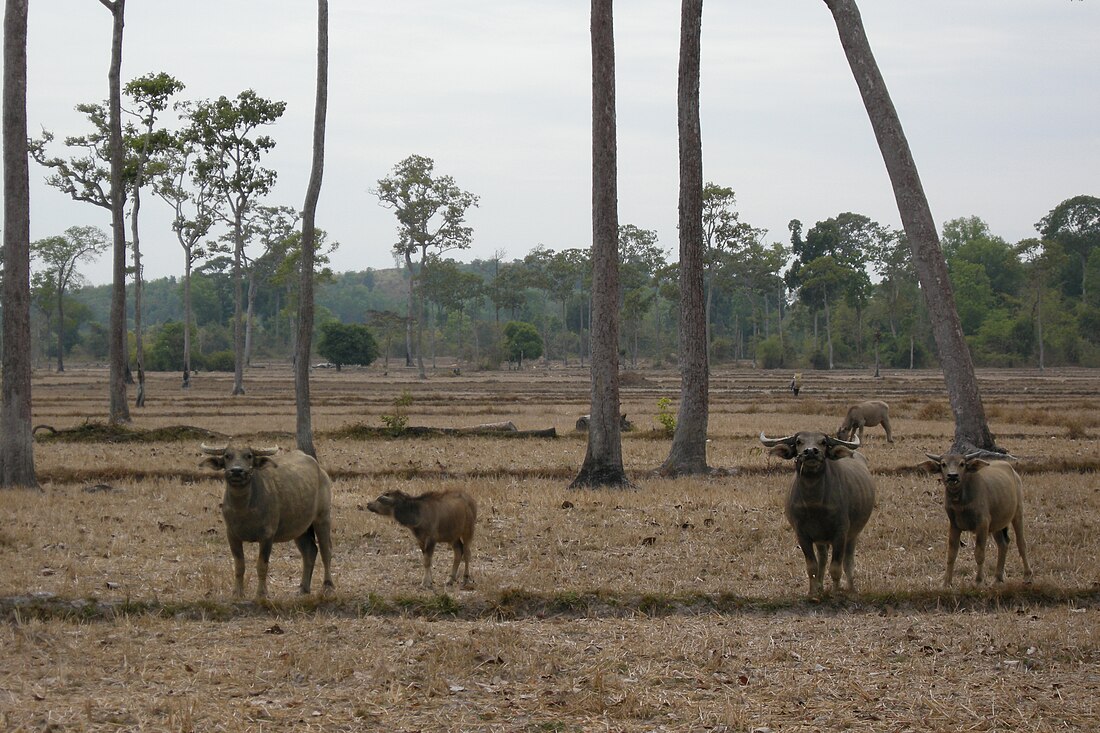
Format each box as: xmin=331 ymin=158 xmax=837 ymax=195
xmin=11 ymin=1 xmax=1100 ymax=285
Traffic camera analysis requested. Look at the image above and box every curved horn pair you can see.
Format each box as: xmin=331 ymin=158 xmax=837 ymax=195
xmin=759 ymin=432 xmax=796 ymax=448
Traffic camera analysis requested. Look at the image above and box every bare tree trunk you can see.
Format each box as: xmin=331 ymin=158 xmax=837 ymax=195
xmin=55 ymin=284 xmax=64 ymax=372
xmin=296 ymin=0 xmax=327 ymax=458
xmin=825 ymin=0 xmax=996 ymax=452
xmin=403 ymin=251 xmax=415 ymax=367
xmin=244 ymin=269 xmax=257 ymax=367
xmin=661 ymin=0 xmax=709 ymax=477
xmin=1036 ymin=286 xmax=1045 ymax=372
xmin=824 ymin=292 xmax=833 ymax=369
xmin=1 ymin=0 xmax=37 ymax=488
xmin=131 ymin=185 xmax=145 ymax=406
xmin=231 ymin=215 xmax=246 ymax=395
xmin=182 ymin=255 xmax=192 ymax=388
xmin=571 ymin=0 xmax=629 ymax=489
xmin=101 ymin=0 xmax=130 ymax=423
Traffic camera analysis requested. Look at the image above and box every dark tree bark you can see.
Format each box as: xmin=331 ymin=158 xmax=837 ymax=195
xmin=130 ymin=173 xmax=145 ymax=406
xmin=825 ymin=0 xmax=996 ymax=453
xmin=1 ymin=0 xmax=37 ymax=488
xmin=571 ymin=0 xmax=630 ymax=489
xmin=100 ymin=0 xmax=130 ymax=424
xmin=296 ymin=0 xmax=328 ymax=459
xmin=661 ymin=0 xmax=709 ymax=476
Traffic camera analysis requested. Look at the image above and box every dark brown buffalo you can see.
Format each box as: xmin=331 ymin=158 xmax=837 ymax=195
xmin=367 ymin=489 xmax=477 ymax=589
xmin=760 ymin=431 xmax=876 ymax=596
xmin=200 ymin=443 xmax=334 ymax=599
xmin=919 ymin=452 xmax=1033 ymax=586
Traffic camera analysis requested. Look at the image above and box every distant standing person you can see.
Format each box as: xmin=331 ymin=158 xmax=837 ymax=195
xmin=790 ymin=372 xmax=802 ymax=397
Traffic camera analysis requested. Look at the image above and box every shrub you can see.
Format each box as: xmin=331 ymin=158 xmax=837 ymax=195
xmin=655 ymin=397 xmax=676 ymax=435
xmin=756 ymin=335 xmax=786 ymax=369
xmin=204 ymin=350 xmax=236 ymax=372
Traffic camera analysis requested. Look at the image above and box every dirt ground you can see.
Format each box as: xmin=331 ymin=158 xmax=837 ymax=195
xmin=2 ymin=364 xmax=1099 ymax=731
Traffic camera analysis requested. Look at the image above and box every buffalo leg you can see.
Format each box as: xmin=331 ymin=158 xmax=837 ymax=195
xmin=256 ymin=539 xmax=274 ymax=599
xmin=420 ymin=539 xmax=436 ymax=589
xmin=973 ymin=526 xmax=989 ymax=584
xmin=796 ymin=533 xmax=822 ymax=595
xmin=446 ymin=540 xmax=463 ymax=587
xmin=882 ymin=416 xmax=894 ymax=443
xmin=295 ymin=526 xmax=318 ymax=594
xmin=841 ymin=537 xmax=858 ymax=592
xmin=314 ymin=519 xmax=336 ymax=593
xmin=992 ymin=527 xmax=1009 ymax=583
xmin=1012 ymin=513 xmax=1033 ymax=582
xmin=944 ymin=524 xmax=962 ymax=587
xmin=828 ymin=539 xmax=845 ymax=592
xmin=227 ymin=533 xmax=246 ymax=599
xmin=461 ymin=538 xmax=474 ymax=588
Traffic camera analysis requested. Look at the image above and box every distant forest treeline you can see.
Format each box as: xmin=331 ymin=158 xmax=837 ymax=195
xmin=35 ymin=199 xmax=1100 ymax=373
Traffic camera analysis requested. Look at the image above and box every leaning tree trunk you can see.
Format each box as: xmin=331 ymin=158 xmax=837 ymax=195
xmin=1 ymin=0 xmax=37 ymax=488
xmin=661 ymin=0 xmax=709 ymax=477
xmin=571 ymin=0 xmax=629 ymax=489
xmin=825 ymin=0 xmax=996 ymax=453
xmin=101 ymin=0 xmax=130 ymax=424
xmin=296 ymin=0 xmax=328 ymax=458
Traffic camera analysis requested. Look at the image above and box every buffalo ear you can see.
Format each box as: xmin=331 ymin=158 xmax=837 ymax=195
xmin=768 ymin=443 xmax=796 ymax=461
xmin=200 ymin=456 xmax=224 ymax=471
xmin=826 ymin=444 xmax=854 ymax=460
xmin=917 ymin=459 xmax=940 ymax=474
xmin=964 ymin=457 xmax=990 ymax=472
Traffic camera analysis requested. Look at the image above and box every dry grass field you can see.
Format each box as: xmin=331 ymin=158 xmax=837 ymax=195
xmin=2 ymin=363 xmax=1099 ymax=731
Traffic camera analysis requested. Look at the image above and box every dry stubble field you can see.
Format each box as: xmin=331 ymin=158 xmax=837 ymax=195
xmin=2 ymin=363 xmax=1099 ymax=732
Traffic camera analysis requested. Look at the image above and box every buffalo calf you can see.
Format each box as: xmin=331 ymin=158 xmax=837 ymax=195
xmin=837 ymin=400 xmax=893 ymax=443
xmin=919 ymin=452 xmax=1033 ymax=586
xmin=368 ymin=489 xmax=477 ymax=589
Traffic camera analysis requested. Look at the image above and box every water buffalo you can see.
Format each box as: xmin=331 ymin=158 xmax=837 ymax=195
xmin=918 ymin=452 xmax=1033 ymax=586
xmin=837 ymin=400 xmax=893 ymax=443
xmin=200 ymin=443 xmax=335 ymax=599
xmin=760 ymin=431 xmax=876 ymax=596
xmin=367 ymin=489 xmax=477 ymax=589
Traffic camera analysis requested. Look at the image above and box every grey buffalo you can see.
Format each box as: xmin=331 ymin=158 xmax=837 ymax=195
xmin=919 ymin=452 xmax=1033 ymax=586
xmin=367 ymin=489 xmax=477 ymax=589
xmin=761 ymin=431 xmax=876 ymax=596
xmin=837 ymin=400 xmax=894 ymax=443
xmin=200 ymin=443 xmax=335 ymax=599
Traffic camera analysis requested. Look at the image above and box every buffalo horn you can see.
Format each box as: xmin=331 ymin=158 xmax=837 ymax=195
xmin=925 ymin=452 xmax=942 ymax=463
xmin=759 ymin=432 xmax=796 ymax=447
xmin=253 ymin=446 xmax=279 ymax=457
xmin=199 ymin=442 xmax=227 ymax=455
xmin=828 ymin=434 xmax=861 ymax=450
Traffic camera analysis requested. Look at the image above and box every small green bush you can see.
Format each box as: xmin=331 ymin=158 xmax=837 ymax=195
xmin=204 ymin=350 xmax=236 ymax=372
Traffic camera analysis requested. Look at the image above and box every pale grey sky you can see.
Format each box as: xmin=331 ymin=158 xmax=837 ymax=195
xmin=11 ymin=1 xmax=1100 ymax=285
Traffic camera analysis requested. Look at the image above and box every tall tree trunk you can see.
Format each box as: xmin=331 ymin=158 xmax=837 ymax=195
xmin=131 ymin=185 xmax=145 ymax=406
xmin=824 ymin=292 xmax=833 ymax=369
xmin=231 ymin=215 xmax=246 ymax=395
xmin=403 ymin=251 xmax=415 ymax=367
xmin=102 ymin=0 xmax=129 ymax=423
xmin=1 ymin=0 xmax=37 ymax=488
xmin=296 ymin=0 xmax=327 ymax=458
xmin=244 ymin=269 xmax=257 ymax=367
xmin=1036 ymin=285 xmax=1045 ymax=372
xmin=182 ymin=254 xmax=192 ymax=388
xmin=661 ymin=0 xmax=708 ymax=477
xmin=825 ymin=0 xmax=996 ymax=453
xmin=55 ymin=283 xmax=64 ymax=372
xmin=571 ymin=0 xmax=629 ymax=489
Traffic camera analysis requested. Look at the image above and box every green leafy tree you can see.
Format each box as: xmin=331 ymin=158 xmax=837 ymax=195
xmin=31 ymin=226 xmax=109 ymax=372
xmin=316 ymin=321 xmax=378 ymax=371
xmin=371 ymin=154 xmax=479 ymax=378
xmin=502 ymin=320 xmax=542 ymax=369
xmin=1037 ymin=195 xmax=1100 ymax=300
xmin=188 ymin=89 xmax=286 ymax=395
